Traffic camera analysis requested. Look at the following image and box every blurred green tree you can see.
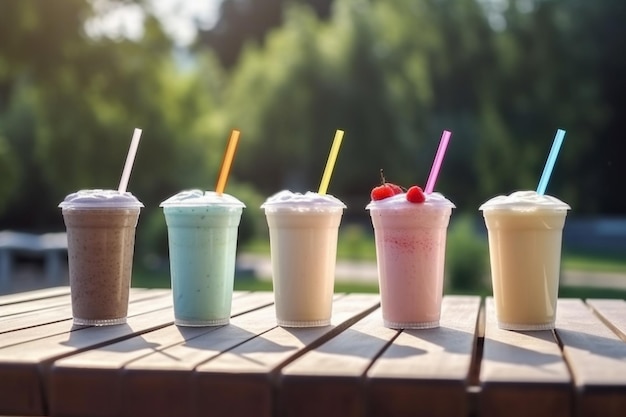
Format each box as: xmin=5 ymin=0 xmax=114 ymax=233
xmin=221 ymin=0 xmax=614 ymax=215
xmin=1 ymin=0 xmax=625 ymax=248
xmin=0 ymin=1 xmax=232 ymax=229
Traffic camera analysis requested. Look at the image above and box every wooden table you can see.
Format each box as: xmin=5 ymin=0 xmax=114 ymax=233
xmin=0 ymin=287 xmax=624 ymax=417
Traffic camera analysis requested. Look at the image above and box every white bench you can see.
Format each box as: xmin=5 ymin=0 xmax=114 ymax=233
xmin=0 ymin=231 xmax=68 ymax=292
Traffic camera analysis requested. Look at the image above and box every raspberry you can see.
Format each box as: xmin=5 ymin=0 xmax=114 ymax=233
xmin=371 ymin=184 xmax=396 ymax=200
xmin=388 ymin=183 xmax=403 ymax=195
xmin=406 ymin=185 xmax=426 ymax=203
xmin=371 ymin=169 xmax=402 ymax=201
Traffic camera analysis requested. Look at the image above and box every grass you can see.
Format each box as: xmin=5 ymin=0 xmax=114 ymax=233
xmin=244 ymin=231 xmax=626 ymax=275
xmin=241 ymin=224 xmax=377 ymax=262
xmin=133 ymin=268 xmax=626 ymax=299
xmin=562 ymin=250 xmax=626 ymax=274
xmin=134 ymin=222 xmax=626 ymax=298
xmin=132 ymin=270 xmax=381 ymax=294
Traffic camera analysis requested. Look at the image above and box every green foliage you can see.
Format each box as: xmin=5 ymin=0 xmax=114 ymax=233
xmin=336 ymin=223 xmax=376 ymax=261
xmin=0 ymin=136 xmax=18 ymax=213
xmin=1 ymin=0 xmax=625 ymax=248
xmin=226 ymin=180 xmax=268 ymax=246
xmin=0 ymin=0 xmax=233 ymax=246
xmin=445 ymin=214 xmax=489 ymax=292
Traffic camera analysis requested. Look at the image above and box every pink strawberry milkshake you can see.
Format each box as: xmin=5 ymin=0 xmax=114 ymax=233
xmin=367 ymin=192 xmax=454 ymax=329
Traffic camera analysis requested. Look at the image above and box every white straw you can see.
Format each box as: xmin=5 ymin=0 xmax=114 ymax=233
xmin=117 ymin=128 xmax=143 ymax=193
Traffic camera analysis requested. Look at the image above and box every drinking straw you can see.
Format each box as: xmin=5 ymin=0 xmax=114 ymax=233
xmin=536 ymin=129 xmax=566 ymax=195
xmin=318 ymin=129 xmax=345 ymax=195
xmin=424 ymin=130 xmax=452 ymax=194
xmin=215 ymin=129 xmax=241 ymax=195
xmin=117 ymin=128 xmax=143 ymax=193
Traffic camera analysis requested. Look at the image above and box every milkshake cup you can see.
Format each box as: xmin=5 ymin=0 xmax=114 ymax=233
xmin=161 ymin=190 xmax=245 ymax=326
xmin=367 ymin=192 xmax=455 ymax=329
xmin=261 ymin=190 xmax=346 ymax=327
xmin=480 ymin=191 xmax=570 ymax=330
xmin=59 ymin=189 xmax=143 ymax=326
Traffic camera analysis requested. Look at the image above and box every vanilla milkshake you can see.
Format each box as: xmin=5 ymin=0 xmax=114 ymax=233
xmin=261 ymin=191 xmax=345 ymax=327
xmin=60 ymin=189 xmax=143 ymax=326
xmin=161 ymin=190 xmax=245 ymax=326
xmin=480 ymin=191 xmax=570 ymax=330
xmin=367 ymin=192 xmax=454 ymax=329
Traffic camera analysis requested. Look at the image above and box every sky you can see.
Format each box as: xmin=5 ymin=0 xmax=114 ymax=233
xmin=85 ymin=0 xmax=222 ymax=47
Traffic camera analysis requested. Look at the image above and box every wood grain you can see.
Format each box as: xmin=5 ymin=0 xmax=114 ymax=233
xmin=191 ymin=293 xmax=380 ymax=417
xmin=367 ymin=296 xmax=481 ymax=417
xmin=479 ymin=297 xmax=572 ymax=417
xmin=0 ymin=286 xmax=70 ymax=306
xmin=48 ymin=291 xmax=274 ymax=417
xmin=3 ymin=287 xmax=626 ymax=417
xmin=556 ymin=298 xmax=626 ymax=417
xmin=586 ymin=299 xmax=626 ymax=341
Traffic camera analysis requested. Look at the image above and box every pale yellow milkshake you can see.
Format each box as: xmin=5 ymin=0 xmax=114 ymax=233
xmin=262 ymin=191 xmax=345 ymax=327
xmin=480 ymin=191 xmax=570 ymax=330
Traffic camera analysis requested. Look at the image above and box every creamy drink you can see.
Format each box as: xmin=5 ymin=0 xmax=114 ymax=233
xmin=60 ymin=189 xmax=143 ymax=326
xmin=161 ymin=190 xmax=245 ymax=326
xmin=367 ymin=190 xmax=454 ymax=329
xmin=261 ymin=191 xmax=345 ymax=327
xmin=480 ymin=191 xmax=570 ymax=330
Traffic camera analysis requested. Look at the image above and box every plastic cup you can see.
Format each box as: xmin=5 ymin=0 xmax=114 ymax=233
xmin=367 ymin=193 xmax=454 ymax=329
xmin=161 ymin=190 xmax=245 ymax=327
xmin=480 ymin=191 xmax=570 ymax=330
xmin=59 ymin=189 xmax=143 ymax=326
xmin=261 ymin=191 xmax=345 ymax=327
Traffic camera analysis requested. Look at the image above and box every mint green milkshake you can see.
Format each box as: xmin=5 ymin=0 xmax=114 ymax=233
xmin=161 ymin=190 xmax=245 ymax=326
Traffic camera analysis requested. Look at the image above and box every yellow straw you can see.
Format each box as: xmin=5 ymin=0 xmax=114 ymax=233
xmin=318 ymin=129 xmax=344 ymax=195
xmin=215 ymin=129 xmax=241 ymax=195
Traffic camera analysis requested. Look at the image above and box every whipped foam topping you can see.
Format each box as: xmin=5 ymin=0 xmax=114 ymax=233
xmin=59 ymin=189 xmax=143 ymax=209
xmin=479 ymin=190 xmax=570 ymax=211
xmin=261 ymin=190 xmax=346 ymax=211
xmin=366 ymin=192 xmax=455 ymax=210
xmin=160 ymin=189 xmax=245 ymax=208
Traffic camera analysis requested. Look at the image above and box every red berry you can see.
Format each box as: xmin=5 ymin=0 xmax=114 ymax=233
xmin=371 ymin=184 xmax=396 ymax=201
xmin=388 ymin=183 xmax=403 ymax=195
xmin=406 ymin=186 xmax=426 ymax=203
xmin=371 ymin=169 xmax=403 ymax=201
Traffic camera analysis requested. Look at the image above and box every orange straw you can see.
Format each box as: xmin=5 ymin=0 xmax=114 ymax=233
xmin=215 ymin=129 xmax=241 ymax=195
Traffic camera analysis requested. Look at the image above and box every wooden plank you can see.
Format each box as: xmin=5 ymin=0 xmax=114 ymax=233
xmin=0 ymin=286 xmax=70 ymax=306
xmin=48 ymin=291 xmax=274 ymax=417
xmin=0 ymin=291 xmax=174 ymax=416
xmin=479 ymin=297 xmax=572 ymax=417
xmin=277 ymin=307 xmax=395 ymax=417
xmin=586 ymin=299 xmax=626 ymax=341
xmin=0 ymin=292 xmax=172 ymax=349
xmin=556 ymin=299 xmax=626 ymax=417
xmin=170 ymin=294 xmax=379 ymax=417
xmin=366 ymin=295 xmax=481 ymax=417
xmin=0 ymin=293 xmax=70 ymax=318
xmin=0 ymin=290 xmax=170 ymax=334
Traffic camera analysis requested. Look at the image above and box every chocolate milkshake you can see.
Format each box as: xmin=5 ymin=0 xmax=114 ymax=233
xmin=60 ymin=189 xmax=143 ymax=326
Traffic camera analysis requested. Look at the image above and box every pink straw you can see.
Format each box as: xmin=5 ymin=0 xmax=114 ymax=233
xmin=424 ymin=130 xmax=452 ymax=194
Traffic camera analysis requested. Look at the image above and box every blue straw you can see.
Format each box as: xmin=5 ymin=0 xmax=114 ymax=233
xmin=536 ymin=129 xmax=566 ymax=195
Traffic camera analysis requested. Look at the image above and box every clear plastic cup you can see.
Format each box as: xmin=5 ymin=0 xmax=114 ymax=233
xmin=480 ymin=191 xmax=570 ymax=330
xmin=59 ymin=189 xmax=143 ymax=326
xmin=367 ymin=192 xmax=454 ymax=329
xmin=161 ymin=190 xmax=245 ymax=326
xmin=262 ymin=191 xmax=345 ymax=327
